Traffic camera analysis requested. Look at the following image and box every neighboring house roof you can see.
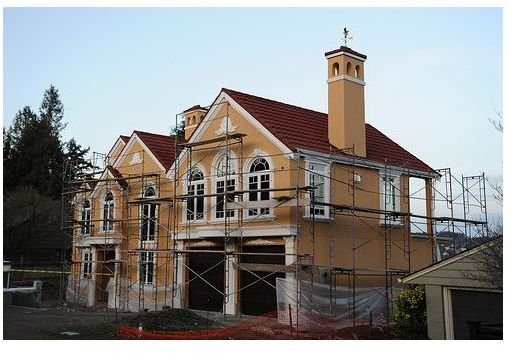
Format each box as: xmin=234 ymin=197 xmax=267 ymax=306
xmin=400 ymin=238 xmax=501 ymax=284
xmin=133 ymin=130 xmax=184 ymax=170
xmin=221 ymin=88 xmax=433 ymax=172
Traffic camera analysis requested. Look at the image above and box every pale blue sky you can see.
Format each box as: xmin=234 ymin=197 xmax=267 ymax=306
xmin=3 ymin=7 xmax=503 ymax=216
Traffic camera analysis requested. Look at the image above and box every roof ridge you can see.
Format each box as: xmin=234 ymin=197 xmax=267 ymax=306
xmin=133 ymin=130 xmax=176 ymax=139
xmin=222 ymin=88 xmax=327 ymax=117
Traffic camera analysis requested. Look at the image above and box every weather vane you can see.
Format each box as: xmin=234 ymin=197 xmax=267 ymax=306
xmin=342 ymin=27 xmax=353 ymax=46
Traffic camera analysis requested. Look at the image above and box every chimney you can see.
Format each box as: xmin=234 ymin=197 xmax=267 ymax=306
xmin=183 ymin=105 xmax=208 ymax=141
xmin=325 ymin=46 xmax=367 ymax=157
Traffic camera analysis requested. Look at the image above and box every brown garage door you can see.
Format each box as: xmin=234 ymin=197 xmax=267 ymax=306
xmin=451 ymin=289 xmax=502 ymax=339
xmin=188 ymin=248 xmax=224 ymax=312
xmin=240 ymin=245 xmax=285 ymax=316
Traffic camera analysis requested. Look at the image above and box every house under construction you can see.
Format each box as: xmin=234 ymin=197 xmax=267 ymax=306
xmin=62 ymin=44 xmax=488 ymax=326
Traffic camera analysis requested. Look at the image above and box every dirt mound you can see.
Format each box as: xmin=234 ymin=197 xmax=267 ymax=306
xmin=128 ymin=309 xmax=223 ymax=332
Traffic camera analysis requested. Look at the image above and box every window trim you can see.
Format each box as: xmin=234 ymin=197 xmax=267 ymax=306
xmin=244 ymin=156 xmax=274 ymax=219
xmin=82 ymin=249 xmax=92 ymax=279
xmin=184 ymin=166 xmax=206 ymax=222
xmin=304 ymin=160 xmax=330 ymax=219
xmin=102 ymin=191 xmax=115 ymax=233
xmin=80 ymin=199 xmax=92 ymax=236
xmin=139 ymin=251 xmax=155 ymax=285
xmin=141 ymin=186 xmax=158 ymax=243
xmin=379 ymin=171 xmax=403 ymax=225
xmin=212 ymin=151 xmax=237 ymax=221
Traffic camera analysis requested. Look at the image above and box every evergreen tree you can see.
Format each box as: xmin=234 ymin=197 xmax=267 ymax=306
xmin=64 ymin=138 xmax=96 ymax=182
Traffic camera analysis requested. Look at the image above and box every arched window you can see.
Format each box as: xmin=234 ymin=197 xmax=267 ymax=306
xmin=81 ymin=199 xmax=91 ymax=235
xmin=102 ymin=192 xmax=114 ymax=231
xmin=215 ymin=153 xmax=236 ymax=219
xmin=215 ymin=153 xmax=235 ymax=177
xmin=248 ymin=158 xmax=271 ymax=216
xmin=187 ymin=116 xmax=191 ymax=125
xmin=346 ymin=62 xmax=352 ymax=75
xmin=192 ymin=115 xmax=196 ymax=125
xmin=355 ymin=65 xmax=361 ymax=79
xmin=332 ymin=62 xmax=339 ymax=76
xmin=186 ymin=168 xmax=205 ymax=221
xmin=141 ymin=186 xmax=157 ymax=241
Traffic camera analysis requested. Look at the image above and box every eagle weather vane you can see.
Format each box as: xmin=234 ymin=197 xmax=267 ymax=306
xmin=342 ymin=27 xmax=353 ymax=46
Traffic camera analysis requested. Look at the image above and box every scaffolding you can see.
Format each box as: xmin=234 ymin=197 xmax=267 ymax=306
xmin=61 ymin=104 xmax=490 ymax=331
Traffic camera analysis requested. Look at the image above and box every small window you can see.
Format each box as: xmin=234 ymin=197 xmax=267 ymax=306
xmin=187 ymin=117 xmax=191 ymax=125
xmin=346 ymin=62 xmax=352 ymax=75
xmin=355 ymin=65 xmax=361 ymax=79
xmin=332 ymin=62 xmax=339 ymax=76
xmin=192 ymin=115 xmax=196 ymax=124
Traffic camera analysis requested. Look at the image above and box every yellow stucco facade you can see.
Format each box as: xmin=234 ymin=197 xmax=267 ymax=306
xmin=67 ymin=45 xmax=436 ymax=316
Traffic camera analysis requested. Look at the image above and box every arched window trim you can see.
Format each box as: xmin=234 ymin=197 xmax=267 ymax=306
xmin=245 ymin=155 xmax=273 ymax=218
xmin=185 ymin=166 xmax=206 ymax=221
xmin=81 ymin=199 xmax=92 ymax=236
xmin=141 ymin=186 xmax=158 ymax=242
xmin=102 ymin=191 xmax=115 ymax=232
xmin=213 ymin=151 xmax=237 ymax=220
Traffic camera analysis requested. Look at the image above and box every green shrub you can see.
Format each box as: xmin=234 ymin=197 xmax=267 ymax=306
xmin=393 ymin=285 xmax=428 ymax=339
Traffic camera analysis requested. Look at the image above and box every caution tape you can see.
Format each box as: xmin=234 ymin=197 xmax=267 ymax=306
xmin=8 ymin=269 xmax=116 ymax=276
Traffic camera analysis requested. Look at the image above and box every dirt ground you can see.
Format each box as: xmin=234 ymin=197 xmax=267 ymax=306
xmin=3 ymin=302 xmax=134 ymax=340
xmin=3 ymin=301 xmax=396 ymax=340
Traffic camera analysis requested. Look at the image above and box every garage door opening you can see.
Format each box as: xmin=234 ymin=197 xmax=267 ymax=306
xmin=187 ymin=247 xmax=224 ymax=312
xmin=240 ymin=245 xmax=285 ymax=316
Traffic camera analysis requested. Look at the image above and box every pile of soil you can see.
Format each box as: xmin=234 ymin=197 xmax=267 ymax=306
xmin=128 ymin=309 xmax=223 ymax=332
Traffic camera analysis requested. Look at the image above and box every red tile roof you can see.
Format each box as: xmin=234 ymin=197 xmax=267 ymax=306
xmin=120 ymin=135 xmax=130 ymax=143
xmin=183 ymin=104 xmax=208 ymax=113
xmin=324 ymin=46 xmax=367 ymax=60
xmin=221 ymin=88 xmax=433 ymax=173
xmin=133 ymin=131 xmax=184 ymax=170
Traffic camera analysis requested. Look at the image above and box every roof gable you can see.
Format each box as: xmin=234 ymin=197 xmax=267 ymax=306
xmin=133 ymin=131 xmax=183 ymax=171
xmin=221 ymin=88 xmax=433 ymax=173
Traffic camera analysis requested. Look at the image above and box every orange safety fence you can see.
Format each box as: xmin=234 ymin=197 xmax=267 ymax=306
xmin=117 ymin=310 xmax=394 ymax=340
